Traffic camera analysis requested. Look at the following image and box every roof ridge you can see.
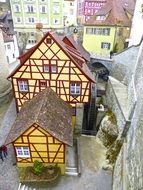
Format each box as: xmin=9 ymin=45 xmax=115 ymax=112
xmin=35 ymin=89 xmax=47 ymax=122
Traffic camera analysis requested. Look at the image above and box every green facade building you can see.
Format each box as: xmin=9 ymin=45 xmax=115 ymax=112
xmin=10 ymin=0 xmax=64 ymax=50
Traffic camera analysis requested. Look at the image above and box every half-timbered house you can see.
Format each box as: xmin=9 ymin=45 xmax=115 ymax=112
xmin=8 ymin=31 xmax=95 ymax=127
xmin=5 ymin=88 xmax=73 ymax=174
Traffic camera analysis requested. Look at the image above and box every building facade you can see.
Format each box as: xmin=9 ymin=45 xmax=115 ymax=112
xmin=10 ymin=0 xmax=64 ymax=50
xmin=77 ymin=0 xmax=106 ymax=24
xmin=0 ymin=12 xmax=19 ymax=63
xmin=63 ymin=0 xmax=77 ymax=27
xmin=82 ymin=0 xmax=135 ymax=56
xmin=8 ymin=31 xmax=95 ymax=127
xmin=5 ymin=88 xmax=73 ymax=174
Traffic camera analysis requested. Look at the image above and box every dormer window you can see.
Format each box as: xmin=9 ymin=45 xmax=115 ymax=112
xmin=96 ymin=15 xmax=106 ymax=20
xmin=18 ymin=80 xmax=28 ymax=92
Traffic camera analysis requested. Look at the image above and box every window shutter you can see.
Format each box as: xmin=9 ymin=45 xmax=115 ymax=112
xmin=101 ymin=42 xmax=103 ymax=49
xmin=108 ymin=43 xmax=111 ymax=49
xmin=25 ymin=5 xmax=28 ymax=12
xmin=39 ymin=5 xmax=42 ymax=13
xmin=25 ymin=17 xmax=29 ymax=23
xmin=33 ymin=5 xmax=36 ymax=13
xmin=19 ymin=5 xmax=21 ymax=12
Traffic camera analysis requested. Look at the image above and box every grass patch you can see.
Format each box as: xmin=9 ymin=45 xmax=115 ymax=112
xmin=106 ymin=109 xmax=117 ymax=124
xmin=18 ymin=164 xmax=61 ymax=184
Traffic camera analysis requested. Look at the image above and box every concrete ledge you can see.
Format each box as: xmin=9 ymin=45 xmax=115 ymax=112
xmin=76 ymin=137 xmax=81 ymax=176
xmin=108 ymin=76 xmax=129 ymax=120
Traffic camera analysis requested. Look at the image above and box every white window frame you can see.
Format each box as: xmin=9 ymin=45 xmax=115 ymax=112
xmin=16 ymin=17 xmax=22 ymax=23
xmin=103 ymin=28 xmax=110 ymax=36
xmin=28 ymin=17 xmax=35 ymax=23
xmin=51 ymin=65 xmax=57 ymax=73
xmin=7 ymin=44 xmax=11 ymax=49
xmin=40 ymin=18 xmax=48 ymax=24
xmin=40 ymin=5 xmax=47 ymax=13
xmin=18 ymin=80 xmax=28 ymax=92
xmin=16 ymin=147 xmax=30 ymax=158
xmin=86 ymin=27 xmax=94 ymax=34
xmin=53 ymin=18 xmax=60 ymax=25
xmin=13 ymin=4 xmax=21 ymax=12
xmin=53 ymin=2 xmax=60 ymax=14
xmin=101 ymin=42 xmax=110 ymax=49
xmin=70 ymin=83 xmax=81 ymax=95
xmin=43 ymin=64 xmax=49 ymax=72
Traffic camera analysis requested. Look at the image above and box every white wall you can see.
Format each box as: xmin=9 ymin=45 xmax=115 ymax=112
xmin=129 ymin=0 xmax=143 ymax=46
xmin=63 ymin=0 xmax=77 ymax=26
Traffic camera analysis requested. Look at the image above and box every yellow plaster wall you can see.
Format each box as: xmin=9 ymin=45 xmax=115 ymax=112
xmin=14 ymin=125 xmax=65 ymax=166
xmin=12 ymin=34 xmax=92 ymax=112
xmin=72 ymin=116 xmax=76 ymax=127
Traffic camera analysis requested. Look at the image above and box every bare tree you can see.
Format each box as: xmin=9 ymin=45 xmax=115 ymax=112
xmin=18 ymin=32 xmax=29 ymax=55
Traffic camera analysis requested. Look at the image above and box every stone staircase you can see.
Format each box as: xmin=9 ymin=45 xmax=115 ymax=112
xmin=18 ymin=183 xmax=36 ymax=190
xmin=65 ymin=166 xmax=78 ymax=176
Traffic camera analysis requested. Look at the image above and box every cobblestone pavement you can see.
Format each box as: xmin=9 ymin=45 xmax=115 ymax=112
xmin=0 ymin=100 xmax=19 ymax=190
xmin=0 ymin=99 xmax=112 ymax=190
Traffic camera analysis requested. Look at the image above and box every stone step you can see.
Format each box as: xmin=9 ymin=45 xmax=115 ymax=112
xmin=18 ymin=183 xmax=36 ymax=190
xmin=65 ymin=167 xmax=78 ymax=176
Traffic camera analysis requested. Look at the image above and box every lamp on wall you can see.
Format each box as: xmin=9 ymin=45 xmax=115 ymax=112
xmin=73 ymin=28 xmax=78 ymax=34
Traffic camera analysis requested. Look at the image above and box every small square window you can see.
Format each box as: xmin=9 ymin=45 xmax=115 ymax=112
xmin=7 ymin=44 xmax=11 ymax=49
xmin=70 ymin=82 xmax=81 ymax=95
xmin=18 ymin=80 xmax=28 ymax=92
xmin=46 ymin=38 xmax=51 ymax=44
xmin=40 ymin=81 xmax=46 ymax=87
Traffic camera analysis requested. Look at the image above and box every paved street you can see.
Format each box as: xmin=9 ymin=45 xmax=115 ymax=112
xmin=0 ymin=99 xmax=112 ymax=190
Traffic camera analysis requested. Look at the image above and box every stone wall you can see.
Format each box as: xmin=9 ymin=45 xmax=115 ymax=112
xmin=112 ymin=39 xmax=143 ymax=190
xmin=106 ymin=79 xmax=126 ymax=135
xmin=111 ymin=46 xmax=139 ymax=85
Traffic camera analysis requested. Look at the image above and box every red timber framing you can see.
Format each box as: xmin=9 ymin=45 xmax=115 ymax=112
xmin=13 ymin=124 xmax=65 ymax=164
xmin=8 ymin=31 xmax=95 ymax=112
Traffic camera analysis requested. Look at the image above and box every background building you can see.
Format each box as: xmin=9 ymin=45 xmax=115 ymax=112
xmin=77 ymin=0 xmax=106 ymax=25
xmin=82 ymin=0 xmax=135 ymax=56
xmin=10 ymin=0 xmax=64 ymax=51
xmin=0 ymin=12 xmax=19 ymax=63
xmin=63 ymin=0 xmax=77 ymax=27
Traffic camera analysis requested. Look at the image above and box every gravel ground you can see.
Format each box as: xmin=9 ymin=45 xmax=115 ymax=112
xmin=0 ymin=99 xmax=112 ymax=190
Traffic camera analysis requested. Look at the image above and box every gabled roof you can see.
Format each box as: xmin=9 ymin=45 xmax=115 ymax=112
xmin=85 ymin=0 xmax=135 ymax=26
xmin=5 ymin=88 xmax=73 ymax=146
xmin=8 ymin=31 xmax=95 ymax=82
xmin=63 ymin=35 xmax=90 ymax=62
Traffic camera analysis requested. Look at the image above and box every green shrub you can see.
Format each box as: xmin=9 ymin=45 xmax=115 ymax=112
xmin=33 ymin=160 xmax=44 ymax=176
